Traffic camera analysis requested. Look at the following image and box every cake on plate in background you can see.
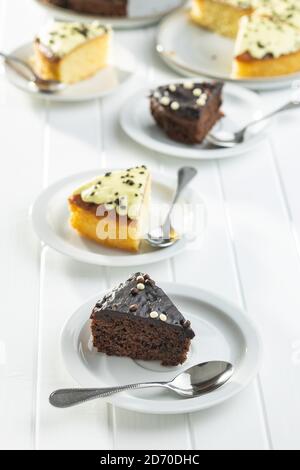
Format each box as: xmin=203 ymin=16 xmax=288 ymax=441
xmin=34 ymin=20 xmax=112 ymax=84
xmin=42 ymin=0 xmax=128 ymax=16
xmin=42 ymin=0 xmax=183 ymax=17
xmin=190 ymin=0 xmax=253 ymax=38
xmin=190 ymin=0 xmax=300 ymax=78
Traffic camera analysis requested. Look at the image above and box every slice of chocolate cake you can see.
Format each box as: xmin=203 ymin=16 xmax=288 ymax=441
xmin=150 ymin=81 xmax=223 ymax=144
xmin=67 ymin=0 xmax=127 ymax=16
xmin=91 ymin=273 xmax=195 ymax=366
xmin=43 ymin=0 xmax=128 ymax=16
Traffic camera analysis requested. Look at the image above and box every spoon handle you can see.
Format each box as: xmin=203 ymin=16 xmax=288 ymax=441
xmin=162 ymin=167 xmax=197 ymax=236
xmin=49 ymin=382 xmax=166 ymax=408
xmin=174 ymin=167 xmax=198 ymax=205
xmin=0 ymin=51 xmax=37 ymax=81
xmin=243 ymin=101 xmax=300 ymax=134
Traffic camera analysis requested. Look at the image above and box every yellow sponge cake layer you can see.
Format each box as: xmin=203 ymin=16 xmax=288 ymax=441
xmin=69 ymin=201 xmax=145 ymax=252
xmin=233 ymin=49 xmax=300 ymax=78
xmin=191 ymin=0 xmax=253 ymax=38
xmin=34 ymin=21 xmax=112 ymax=84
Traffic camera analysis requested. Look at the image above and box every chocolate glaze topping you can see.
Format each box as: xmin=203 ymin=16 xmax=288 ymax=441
xmin=91 ymin=272 xmax=195 ymax=339
xmin=150 ymin=81 xmax=224 ymax=121
xmin=43 ymin=0 xmax=128 ymax=16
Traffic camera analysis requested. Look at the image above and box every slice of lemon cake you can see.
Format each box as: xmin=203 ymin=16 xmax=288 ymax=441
xmin=68 ymin=167 xmax=151 ymax=252
xmin=191 ymin=0 xmax=300 ymax=78
xmin=34 ymin=21 xmax=112 ymax=84
xmin=190 ymin=0 xmax=253 ymax=38
xmin=233 ymin=11 xmax=300 ymax=78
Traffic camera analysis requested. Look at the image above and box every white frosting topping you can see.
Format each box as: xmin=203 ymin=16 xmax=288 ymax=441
xmin=37 ymin=21 xmax=110 ymax=58
xmin=217 ymin=0 xmax=300 ymax=16
xmin=254 ymin=0 xmax=300 ymax=29
xmin=218 ymin=0 xmax=300 ymax=58
xmin=73 ymin=167 xmax=149 ymax=221
xmin=235 ymin=13 xmax=300 ymax=59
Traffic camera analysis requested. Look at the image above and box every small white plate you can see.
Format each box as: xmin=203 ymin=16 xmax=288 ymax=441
xmin=5 ymin=42 xmax=135 ymax=102
xmin=120 ymin=82 xmax=271 ymax=160
xmin=35 ymin=0 xmax=186 ymax=29
xmin=157 ymin=8 xmax=300 ymax=91
xmin=30 ymin=169 xmax=205 ymax=267
xmin=61 ymin=283 xmax=262 ymax=414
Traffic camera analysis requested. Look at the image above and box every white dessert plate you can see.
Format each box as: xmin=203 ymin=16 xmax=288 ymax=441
xmin=30 ymin=169 xmax=205 ymax=267
xmin=35 ymin=0 xmax=186 ymax=29
xmin=61 ymin=283 xmax=262 ymax=414
xmin=157 ymin=8 xmax=300 ymax=91
xmin=120 ymin=82 xmax=272 ymax=160
xmin=4 ymin=42 xmax=135 ymax=102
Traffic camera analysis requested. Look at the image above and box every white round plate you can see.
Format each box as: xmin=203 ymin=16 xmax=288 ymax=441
xmin=5 ymin=42 xmax=135 ymax=102
xmin=61 ymin=283 xmax=262 ymax=414
xmin=30 ymin=169 xmax=205 ymax=267
xmin=35 ymin=0 xmax=186 ymax=29
xmin=121 ymin=82 xmax=272 ymax=160
xmin=157 ymin=8 xmax=300 ymax=91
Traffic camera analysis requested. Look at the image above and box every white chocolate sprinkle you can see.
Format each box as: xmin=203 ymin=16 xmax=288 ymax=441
xmin=150 ymin=311 xmax=159 ymax=319
xmin=137 ymin=283 xmax=145 ymax=291
xmin=159 ymin=313 xmax=167 ymax=322
xmin=193 ymin=88 xmax=202 ymax=97
xmin=153 ymin=91 xmax=160 ymax=99
xmin=196 ymin=94 xmax=207 ymax=106
xmin=183 ymin=81 xmax=194 ymax=89
xmin=160 ymin=96 xmax=170 ymax=106
xmin=169 ymin=84 xmax=177 ymax=92
xmin=170 ymin=101 xmax=180 ymax=111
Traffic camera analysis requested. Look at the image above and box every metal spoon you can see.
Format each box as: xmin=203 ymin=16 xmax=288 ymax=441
xmin=206 ymin=101 xmax=300 ymax=148
xmin=146 ymin=166 xmax=197 ymax=248
xmin=0 ymin=52 xmax=66 ymax=94
xmin=49 ymin=361 xmax=233 ymax=408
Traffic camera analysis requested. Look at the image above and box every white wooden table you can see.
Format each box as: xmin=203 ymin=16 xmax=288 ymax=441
xmin=1 ymin=0 xmax=300 ymax=451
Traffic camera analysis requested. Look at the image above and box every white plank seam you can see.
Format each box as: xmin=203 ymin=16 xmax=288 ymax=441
xmin=267 ymin=138 xmax=300 ymax=261
xmin=0 ymin=0 xmax=7 ymax=46
xmin=97 ymin=98 xmax=107 ymax=168
xmin=42 ymin=102 xmax=50 ymax=187
xmin=170 ymin=257 xmax=194 ymax=450
xmin=33 ymin=247 xmax=46 ymax=450
xmin=186 ymin=414 xmax=196 ymax=450
xmin=100 ymin=78 xmax=117 ymax=447
xmin=216 ymin=160 xmax=274 ymax=450
xmin=33 ymin=104 xmax=50 ymax=450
